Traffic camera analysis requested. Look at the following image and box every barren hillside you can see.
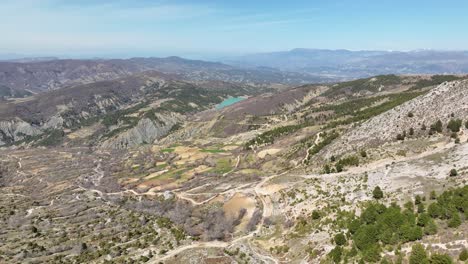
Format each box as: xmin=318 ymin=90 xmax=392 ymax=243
xmin=323 ymin=80 xmax=468 ymax=158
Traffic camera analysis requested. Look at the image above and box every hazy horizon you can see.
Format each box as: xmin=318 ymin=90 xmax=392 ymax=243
xmin=2 ymin=0 xmax=468 ymax=59
xmin=2 ymin=48 xmax=468 ymax=62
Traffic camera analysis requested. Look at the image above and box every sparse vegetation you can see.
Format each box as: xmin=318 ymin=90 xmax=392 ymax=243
xmin=245 ymin=122 xmax=313 ymax=149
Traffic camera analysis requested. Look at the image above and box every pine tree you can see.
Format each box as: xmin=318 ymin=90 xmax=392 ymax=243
xmin=447 ymin=212 xmax=461 ymax=228
xmin=373 ymin=186 xmax=384 ymax=199
xmin=409 ymin=243 xmax=428 ymax=264
xmin=429 ymin=253 xmax=453 ymax=264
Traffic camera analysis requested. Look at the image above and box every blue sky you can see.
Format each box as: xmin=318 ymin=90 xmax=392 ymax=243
xmin=1 ymin=0 xmax=467 ymax=58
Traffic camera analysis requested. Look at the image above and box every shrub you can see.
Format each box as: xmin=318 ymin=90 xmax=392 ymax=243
xmin=409 ymin=243 xmax=428 ymax=264
xmin=449 ymin=169 xmax=458 ymax=177
xmin=360 ymin=150 xmax=367 ymax=158
xmin=430 ymin=120 xmax=443 ymax=133
xmin=372 ymin=186 xmax=384 ymax=200
xmin=311 ymin=210 xmax=321 ymax=220
xmin=348 ymin=219 xmax=361 ymax=234
xmin=429 ymin=253 xmax=453 ymax=264
xmin=408 ymin=112 xmax=414 ymax=117
xmin=415 ymin=195 xmax=422 ymax=205
xmin=417 ymin=213 xmax=430 ymax=227
xmin=424 ymin=219 xmax=437 ymax=235
xmin=447 ymin=213 xmax=461 ymax=228
xmin=328 ymin=246 xmax=343 ymax=263
xmin=336 ymin=155 xmax=360 ymax=168
xmin=427 ymin=203 xmax=442 ymax=218
xmin=459 ymin=248 xmax=468 ymax=261
xmin=335 ymin=163 xmax=343 ymax=172
xmin=362 ymin=244 xmax=381 ymax=262
xmin=334 ymin=233 xmax=347 ymax=246
xmin=447 ymin=119 xmax=462 ymax=133
xmin=396 ymin=133 xmax=405 ymax=140
xmin=417 ymin=203 xmax=425 ymax=214
xmin=409 ymin=127 xmax=415 ymax=136
xmin=405 ymin=201 xmax=415 ymax=212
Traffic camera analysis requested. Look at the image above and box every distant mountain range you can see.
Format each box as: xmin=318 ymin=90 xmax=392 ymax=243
xmin=0 ymin=56 xmax=328 ymax=95
xmin=2 ymin=50 xmax=468 ymax=96
xmin=222 ymin=49 xmax=468 ymax=78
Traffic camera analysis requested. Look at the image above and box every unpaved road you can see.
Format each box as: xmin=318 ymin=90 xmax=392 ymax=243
xmin=303 ymin=132 xmax=321 ymax=164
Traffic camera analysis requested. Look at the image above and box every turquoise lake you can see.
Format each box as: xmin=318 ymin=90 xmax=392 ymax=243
xmin=216 ymin=97 xmax=246 ymax=109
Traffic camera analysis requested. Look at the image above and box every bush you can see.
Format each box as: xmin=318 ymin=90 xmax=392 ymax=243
xmin=430 ymin=120 xmax=443 ymax=133
xmin=449 ymin=169 xmax=458 ymax=177
xmin=409 ymin=243 xmax=428 ymax=264
xmin=360 ymin=150 xmax=367 ymax=158
xmin=447 ymin=119 xmax=462 ymax=133
xmin=311 ymin=210 xmax=321 ymax=220
xmin=415 ymin=195 xmax=422 ymax=205
xmin=328 ymin=246 xmax=343 ymax=263
xmin=334 ymin=233 xmax=347 ymax=246
xmin=408 ymin=112 xmax=414 ymax=117
xmin=424 ymin=219 xmax=437 ymax=235
xmin=427 ymin=203 xmax=442 ymax=218
xmin=396 ymin=133 xmax=405 ymax=140
xmin=459 ymin=248 xmax=468 ymax=261
xmin=429 ymin=253 xmax=453 ymax=264
xmin=336 ymin=155 xmax=360 ymax=169
xmin=417 ymin=203 xmax=425 ymax=213
xmin=372 ymin=186 xmax=384 ymax=200
xmin=447 ymin=213 xmax=461 ymax=228
xmin=362 ymin=244 xmax=381 ymax=263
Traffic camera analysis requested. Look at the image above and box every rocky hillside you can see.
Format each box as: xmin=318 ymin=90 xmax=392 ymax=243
xmin=323 ymin=80 xmax=468 ymax=157
xmin=0 ymin=71 xmax=267 ymax=148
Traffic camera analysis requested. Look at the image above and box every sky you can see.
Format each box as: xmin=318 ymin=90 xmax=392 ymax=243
xmin=1 ymin=0 xmax=468 ymax=59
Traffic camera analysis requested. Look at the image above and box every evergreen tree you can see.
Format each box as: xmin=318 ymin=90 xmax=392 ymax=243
xmin=334 ymin=233 xmax=347 ymax=246
xmin=409 ymin=243 xmax=429 ymax=264
xmin=429 ymin=253 xmax=453 ymax=264
xmin=417 ymin=203 xmax=425 ymax=213
xmin=373 ymin=186 xmax=384 ymax=200
xmin=447 ymin=212 xmax=461 ymax=228
xmin=328 ymin=246 xmax=343 ymax=263
xmin=423 ymin=219 xmax=438 ymax=235
xmin=447 ymin=119 xmax=462 ymax=132
xmin=415 ymin=195 xmax=422 ymax=205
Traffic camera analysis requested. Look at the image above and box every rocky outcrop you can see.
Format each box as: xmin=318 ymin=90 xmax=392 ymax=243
xmin=100 ymin=113 xmax=183 ymax=149
xmin=0 ymin=119 xmax=42 ymax=145
xmin=323 ymin=80 xmax=468 ymax=158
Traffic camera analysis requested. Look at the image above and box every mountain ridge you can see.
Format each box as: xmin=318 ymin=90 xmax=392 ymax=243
xmin=223 ymin=49 xmax=468 ymax=78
